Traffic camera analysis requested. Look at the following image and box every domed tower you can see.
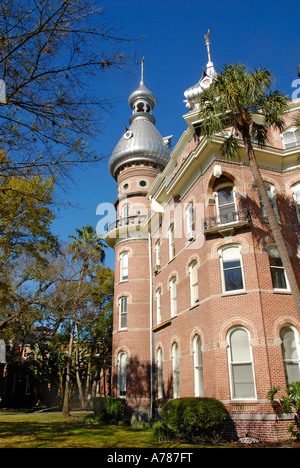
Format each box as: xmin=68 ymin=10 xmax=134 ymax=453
xmin=105 ymin=60 xmax=171 ymax=419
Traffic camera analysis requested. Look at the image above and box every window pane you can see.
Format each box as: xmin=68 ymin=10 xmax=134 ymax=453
xmin=285 ymin=363 xmax=300 ymax=383
xmin=224 ymin=268 xmax=244 ymax=291
xmin=281 ymin=327 xmax=298 ymax=360
xmin=270 ymin=267 xmax=287 ymax=289
xmin=232 ymin=364 xmax=256 ymax=398
xmin=218 ymin=186 xmax=234 ymax=205
xmin=230 ymin=328 xmax=251 ymax=362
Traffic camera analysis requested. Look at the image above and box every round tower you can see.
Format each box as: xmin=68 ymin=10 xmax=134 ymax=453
xmin=105 ymin=60 xmax=171 ymax=419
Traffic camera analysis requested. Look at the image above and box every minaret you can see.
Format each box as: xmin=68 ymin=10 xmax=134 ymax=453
xmin=184 ymin=30 xmax=217 ymax=110
xmin=105 ymin=60 xmax=171 ymax=419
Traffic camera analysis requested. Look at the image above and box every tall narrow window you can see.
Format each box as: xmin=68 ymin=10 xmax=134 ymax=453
xmin=228 ymin=327 xmax=256 ymax=399
xmin=267 ymin=245 xmax=289 ymax=290
xmin=155 ymin=239 xmax=161 ymax=266
xmin=121 ymin=203 xmax=129 ymax=219
xmin=219 ymin=245 xmax=244 ymax=292
xmin=156 ymin=288 xmax=162 ymax=324
xmin=172 ymin=342 xmax=179 ymax=399
xmin=186 ymin=202 xmax=195 ymax=239
xmin=280 ymin=326 xmax=300 ymax=384
xmin=118 ymin=352 xmax=127 ymax=397
xmin=170 ymin=277 xmax=177 ymax=317
xmin=157 ymin=348 xmax=163 ymax=399
xmin=193 ymin=335 xmax=204 ymax=397
xmin=189 ymin=261 xmax=199 ymax=305
xmin=216 ymin=185 xmax=237 ymax=225
xmin=169 ymin=224 xmax=175 ymax=260
xmin=292 ymin=183 xmax=300 ymax=223
xmin=120 ymin=251 xmax=129 ymax=281
xmin=119 ymin=297 xmax=127 ymax=329
xmin=260 ymin=183 xmax=279 ymax=221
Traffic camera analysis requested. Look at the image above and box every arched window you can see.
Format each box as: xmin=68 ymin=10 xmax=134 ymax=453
xmin=120 ymin=251 xmax=129 ymax=281
xmin=119 ymin=297 xmax=128 ymax=329
xmin=168 ymin=224 xmax=175 ymax=260
xmin=121 ymin=203 xmax=129 ymax=219
xmin=118 ymin=352 xmax=127 ymax=397
xmin=189 ymin=261 xmax=199 ymax=306
xmin=227 ymin=327 xmax=256 ymax=399
xmin=172 ymin=342 xmax=180 ymax=399
xmin=156 ymin=288 xmax=162 ymax=324
xmin=260 ymin=183 xmax=279 ymax=221
xmin=157 ymin=348 xmax=163 ymax=399
xmin=215 ymin=184 xmax=237 ymax=225
xmin=185 ymin=202 xmax=195 ymax=239
xmin=266 ymin=245 xmax=289 ymax=290
xmin=291 ymin=183 xmax=300 ymax=223
xmin=155 ymin=239 xmax=161 ymax=267
xmin=219 ymin=245 xmax=244 ymax=293
xmin=280 ymin=326 xmax=300 ymax=384
xmin=169 ymin=276 xmax=177 ymax=317
xmin=193 ymin=335 xmax=204 ymax=397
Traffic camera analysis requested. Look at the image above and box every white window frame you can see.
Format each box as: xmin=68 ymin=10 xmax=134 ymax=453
xmin=280 ymin=325 xmax=300 ymax=384
xmin=155 ymin=239 xmax=161 ymax=266
xmin=219 ymin=245 xmax=245 ymax=294
xmin=227 ymin=327 xmax=256 ymax=400
xmin=119 ymin=296 xmax=128 ymax=330
xmin=214 ymin=183 xmax=238 ymax=225
xmin=168 ymin=224 xmax=175 ymax=261
xmin=118 ymin=352 xmax=127 ymax=397
xmin=172 ymin=342 xmax=180 ymax=399
xmin=260 ymin=183 xmax=279 ymax=221
xmin=193 ymin=335 xmax=204 ymax=397
xmin=189 ymin=260 xmax=199 ymax=306
xmin=281 ymin=127 xmax=300 ymax=149
xmin=185 ymin=202 xmax=195 ymax=239
xmin=266 ymin=245 xmax=290 ymax=291
xmin=157 ymin=348 xmax=163 ymax=399
xmin=120 ymin=251 xmax=129 ymax=281
xmin=292 ymin=183 xmax=300 ymax=224
xmin=156 ymin=288 xmax=162 ymax=324
xmin=170 ymin=276 xmax=177 ymax=317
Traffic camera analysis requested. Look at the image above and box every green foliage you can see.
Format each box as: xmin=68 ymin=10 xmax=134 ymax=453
xmin=267 ymin=382 xmax=300 ymax=440
xmin=153 ymin=398 xmax=228 ymax=443
xmin=93 ymin=397 xmax=131 ymax=426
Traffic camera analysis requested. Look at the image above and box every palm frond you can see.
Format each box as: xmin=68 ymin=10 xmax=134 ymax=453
xmin=220 ymin=133 xmax=240 ymax=160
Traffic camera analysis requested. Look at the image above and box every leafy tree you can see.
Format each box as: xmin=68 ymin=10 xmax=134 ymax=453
xmin=0 ymin=0 xmax=137 ymax=182
xmin=267 ymin=382 xmax=300 ymax=440
xmin=197 ymin=64 xmax=300 ymax=317
xmin=62 ymin=225 xmax=106 ymax=415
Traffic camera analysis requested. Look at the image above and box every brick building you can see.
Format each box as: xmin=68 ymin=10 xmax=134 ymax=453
xmin=105 ymin=40 xmax=300 ymax=441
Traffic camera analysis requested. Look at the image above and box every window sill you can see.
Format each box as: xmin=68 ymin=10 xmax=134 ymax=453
xmin=273 ymin=289 xmax=291 ymax=295
xmin=190 ymin=301 xmax=199 ymax=310
xmin=221 ymin=290 xmax=247 ymax=297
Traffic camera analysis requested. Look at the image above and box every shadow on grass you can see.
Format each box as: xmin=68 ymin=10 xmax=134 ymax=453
xmin=0 ymin=417 xmax=154 ymax=448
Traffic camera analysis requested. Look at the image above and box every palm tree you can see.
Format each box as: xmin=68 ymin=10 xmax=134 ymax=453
xmin=62 ymin=225 xmax=106 ymax=415
xmin=197 ymin=64 xmax=300 ymax=317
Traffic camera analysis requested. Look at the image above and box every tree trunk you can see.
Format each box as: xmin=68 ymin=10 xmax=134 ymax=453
xmin=62 ymin=319 xmax=75 ymax=415
xmin=245 ymin=136 xmax=300 ymax=319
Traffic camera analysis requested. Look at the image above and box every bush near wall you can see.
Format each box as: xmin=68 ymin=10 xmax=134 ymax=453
xmin=153 ymin=397 xmax=228 ymax=443
xmin=93 ymin=397 xmax=131 ymax=425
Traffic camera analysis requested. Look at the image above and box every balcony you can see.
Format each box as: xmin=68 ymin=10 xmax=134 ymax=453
xmin=204 ymin=208 xmax=251 ymax=235
xmin=107 ymin=215 xmax=147 ymax=232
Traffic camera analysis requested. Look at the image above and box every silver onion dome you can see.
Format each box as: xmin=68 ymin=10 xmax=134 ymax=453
xmin=109 ymin=59 xmax=171 ymax=179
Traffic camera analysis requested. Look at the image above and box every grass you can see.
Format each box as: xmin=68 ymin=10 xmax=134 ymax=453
xmin=0 ymin=411 xmax=210 ymax=448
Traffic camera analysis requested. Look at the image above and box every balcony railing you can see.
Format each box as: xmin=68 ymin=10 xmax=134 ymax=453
xmin=107 ymin=215 xmax=147 ymax=232
xmin=204 ymin=208 xmax=251 ymax=233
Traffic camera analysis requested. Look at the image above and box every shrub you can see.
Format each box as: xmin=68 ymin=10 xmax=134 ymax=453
xmin=93 ymin=397 xmax=131 ymax=426
xmin=154 ymin=397 xmax=228 ymax=443
xmin=267 ymin=382 xmax=300 ymax=440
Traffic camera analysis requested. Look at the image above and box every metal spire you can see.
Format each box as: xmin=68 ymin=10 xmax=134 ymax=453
xmin=140 ymin=57 xmax=145 ymax=85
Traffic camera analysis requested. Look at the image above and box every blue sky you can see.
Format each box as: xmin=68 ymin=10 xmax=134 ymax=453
xmin=51 ymin=0 xmax=300 ymax=270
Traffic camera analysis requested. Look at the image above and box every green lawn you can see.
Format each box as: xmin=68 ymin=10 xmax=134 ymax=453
xmin=0 ymin=411 xmax=206 ymax=448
